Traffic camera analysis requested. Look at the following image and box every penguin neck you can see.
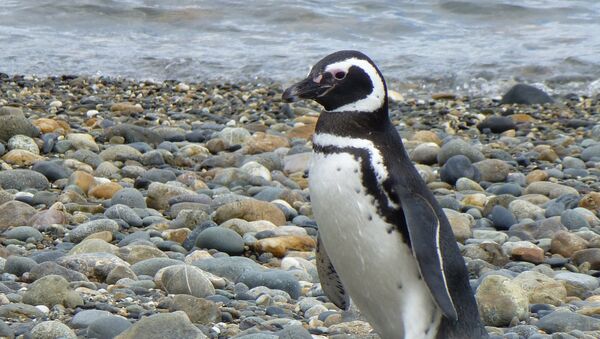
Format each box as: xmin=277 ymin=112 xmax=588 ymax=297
xmin=315 ymin=102 xmax=392 ymax=140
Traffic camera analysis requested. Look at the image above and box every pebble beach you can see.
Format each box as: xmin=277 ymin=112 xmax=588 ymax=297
xmin=0 ymin=73 xmax=600 ymax=339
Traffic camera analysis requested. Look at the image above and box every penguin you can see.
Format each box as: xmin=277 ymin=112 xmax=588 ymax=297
xmin=282 ymin=50 xmax=489 ymax=339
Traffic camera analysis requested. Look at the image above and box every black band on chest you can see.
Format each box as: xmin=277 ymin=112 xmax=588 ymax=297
xmin=313 ymin=144 xmax=410 ymax=242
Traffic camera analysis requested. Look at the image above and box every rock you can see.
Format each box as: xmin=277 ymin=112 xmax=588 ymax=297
xmin=473 ymin=159 xmax=511 ymax=182
xmin=69 ymin=219 xmax=119 ymax=243
xmin=170 ymin=209 xmax=211 ymax=229
xmin=512 ymin=271 xmax=566 ymax=306
xmin=581 ymin=144 xmax=600 ymax=162
xmin=195 ymin=227 xmax=245 ymax=255
xmin=537 ymin=311 xmax=600 ymax=333
xmin=167 ymin=294 xmax=220 ymax=324
xmin=0 ymin=169 xmax=49 ymax=190
xmin=87 ymin=315 xmax=132 ymax=339
xmin=22 ymin=275 xmax=83 ymax=308
xmin=8 ymin=134 xmax=39 ymax=154
xmin=115 ymin=311 xmax=206 ymax=339
xmin=472 ymin=229 xmax=509 ymax=244
xmin=71 ymin=309 xmax=112 ymax=328
xmin=253 ymin=235 xmax=317 ymax=257
xmin=94 ymin=161 xmax=120 ymax=178
xmin=579 ymin=192 xmax=600 ymax=213
xmin=100 ymin=145 xmax=142 ymax=162
xmin=155 ymin=264 xmax=215 ymax=297
xmin=0 ymin=201 xmax=37 ymax=230
xmin=501 ymin=84 xmax=553 ymax=104
xmin=572 ymin=248 xmax=600 ymax=270
xmin=328 ymin=320 xmax=374 ymax=336
xmin=221 ymin=218 xmax=277 ymax=235
xmin=30 ymin=320 xmax=76 ymax=339
xmin=68 ymin=170 xmax=95 ymax=193
xmin=0 ymin=106 xmax=39 ymax=141
xmin=2 ymin=149 xmax=44 ymax=166
xmin=561 ymin=209 xmax=590 ymax=230
xmin=118 ymin=244 xmax=167 ymax=264
xmin=0 ymin=303 xmax=45 ymax=319
xmin=277 ymin=325 xmax=313 ymax=339
xmin=239 ymin=269 xmax=301 ymax=299
xmin=240 ymin=161 xmax=272 ymax=181
xmin=437 ymin=139 xmax=485 ymax=165
xmin=214 ymin=199 xmax=286 ymax=225
xmin=31 ymin=160 xmax=72 ymax=181
xmin=69 ymin=238 xmax=118 ymax=255
xmin=411 ymin=130 xmax=441 ymax=145
xmin=29 ymin=261 xmax=88 ymax=282
xmin=455 ymin=177 xmax=484 ymax=192
xmin=67 ymin=133 xmax=99 ymax=152
xmin=551 ymin=231 xmax=588 ymax=257
xmin=110 ymin=102 xmax=143 ymax=115
xmin=193 ymin=256 xmax=263 ymax=282
xmin=30 ymin=190 xmax=59 ymax=206
xmin=57 ymin=252 xmax=129 ymax=281
xmin=147 ymin=182 xmax=195 ymax=211
xmin=287 ymin=122 xmax=317 ymax=140
xmin=130 ymin=257 xmax=182 ymax=276
xmin=4 ymin=255 xmax=37 ymax=276
xmin=283 ymin=152 xmax=311 ymax=174
xmin=29 ymin=202 xmax=68 ymax=227
xmin=162 ymin=228 xmax=191 ymax=244
xmin=88 ymin=182 xmax=123 ymax=199
xmin=524 ymin=181 xmax=579 ymax=198
xmin=554 ymin=272 xmax=600 ymax=298
xmin=476 ymin=275 xmax=529 ymax=326
xmin=439 ymin=155 xmax=480 ymax=185
xmin=508 ymin=199 xmax=544 ymax=221
xmin=243 ymin=132 xmax=289 ymax=154
xmin=502 ymin=241 xmax=545 ymax=264
xmin=106 ymin=265 xmax=137 ymax=284
xmin=111 ymin=188 xmax=147 ymax=208
xmin=443 ymin=209 xmax=473 ymax=242
xmin=105 ymin=204 xmax=143 ymax=227
xmin=0 ymin=320 xmax=14 ymax=339
xmin=33 ymin=118 xmax=69 ymax=134
xmin=462 ymin=242 xmax=509 ymax=266
xmin=0 ymin=188 xmax=14 ymax=206
xmin=218 ymin=127 xmax=251 ymax=145
xmin=409 ymin=142 xmax=440 ymax=165
xmin=105 ymin=124 xmax=163 ymax=145
xmin=490 ymin=205 xmax=517 ymax=230
xmin=3 ymin=226 xmax=43 ymax=242
xmin=477 ymin=116 xmax=517 ymax=133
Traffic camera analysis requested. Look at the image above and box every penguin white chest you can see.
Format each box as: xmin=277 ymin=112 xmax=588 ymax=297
xmin=309 ymin=151 xmax=441 ymax=339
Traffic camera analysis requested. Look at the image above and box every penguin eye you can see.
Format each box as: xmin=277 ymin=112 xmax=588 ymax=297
xmin=334 ymin=71 xmax=346 ymax=80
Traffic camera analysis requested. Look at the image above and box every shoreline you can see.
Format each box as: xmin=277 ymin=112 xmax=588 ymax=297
xmin=0 ymin=74 xmax=599 ymax=337
xmin=3 ymin=72 xmax=599 ymax=101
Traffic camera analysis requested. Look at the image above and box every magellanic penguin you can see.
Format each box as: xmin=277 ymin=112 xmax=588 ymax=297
xmin=282 ymin=51 xmax=489 ymax=339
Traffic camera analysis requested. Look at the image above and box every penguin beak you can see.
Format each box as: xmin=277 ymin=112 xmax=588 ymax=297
xmin=282 ymin=76 xmax=331 ymax=102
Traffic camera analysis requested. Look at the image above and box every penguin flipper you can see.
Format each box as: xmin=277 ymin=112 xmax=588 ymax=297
xmin=316 ymin=234 xmax=349 ymax=310
xmin=398 ymin=191 xmax=458 ymax=321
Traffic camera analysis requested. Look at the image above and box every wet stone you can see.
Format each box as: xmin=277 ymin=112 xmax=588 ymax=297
xmin=87 ymin=315 xmax=132 ymax=339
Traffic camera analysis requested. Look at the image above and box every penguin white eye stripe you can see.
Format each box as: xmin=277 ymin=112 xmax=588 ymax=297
xmin=324 ymin=58 xmax=386 ymax=113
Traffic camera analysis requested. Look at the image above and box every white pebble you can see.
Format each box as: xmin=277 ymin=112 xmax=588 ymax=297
xmin=86 ymin=109 xmax=99 ymax=118
xmin=35 ymin=305 xmax=50 ymax=314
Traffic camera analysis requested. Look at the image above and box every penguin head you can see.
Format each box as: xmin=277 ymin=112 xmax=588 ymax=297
xmin=283 ymin=50 xmax=387 ymax=113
